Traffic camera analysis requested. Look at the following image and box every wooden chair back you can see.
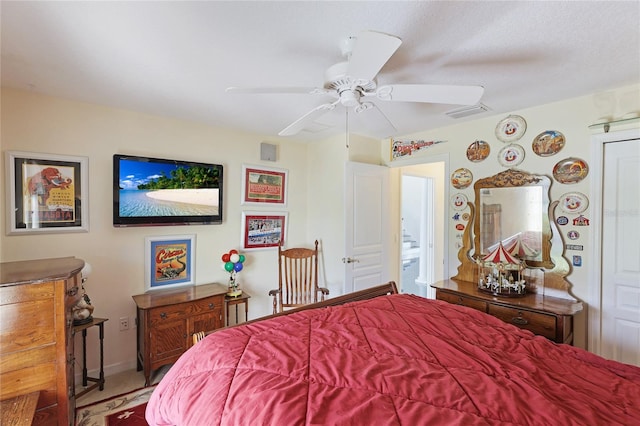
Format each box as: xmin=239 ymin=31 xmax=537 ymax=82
xmin=270 ymin=240 xmax=328 ymax=314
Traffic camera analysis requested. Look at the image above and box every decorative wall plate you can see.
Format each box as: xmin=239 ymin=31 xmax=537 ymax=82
xmin=495 ymin=115 xmax=527 ymax=143
xmin=567 ymin=230 xmax=580 ymax=240
xmin=553 ymin=157 xmax=589 ymax=184
xmin=466 ymin=140 xmax=490 ymax=162
xmin=451 ymin=193 xmax=468 ymax=210
xmin=559 ymin=192 xmax=589 ymax=214
xmin=451 ymin=168 xmax=473 ymax=189
xmin=532 ymin=130 xmax=565 ymax=157
xmin=498 ymin=144 xmax=525 ymax=167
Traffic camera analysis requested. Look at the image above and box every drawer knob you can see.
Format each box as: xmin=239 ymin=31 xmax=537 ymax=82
xmin=511 ymin=316 xmax=528 ymax=326
xmin=208 ymin=303 xmax=215 ymax=309
xmin=160 ymin=312 xmax=167 ymax=319
xmin=67 ymin=286 xmax=78 ymax=297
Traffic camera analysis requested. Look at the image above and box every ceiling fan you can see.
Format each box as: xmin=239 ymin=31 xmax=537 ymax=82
xmin=226 ymin=31 xmax=485 ymax=137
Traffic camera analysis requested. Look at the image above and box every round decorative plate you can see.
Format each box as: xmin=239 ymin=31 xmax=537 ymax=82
xmin=532 ymin=130 xmax=565 ymax=157
xmin=559 ymin=192 xmax=589 ymax=214
xmin=451 ymin=168 xmax=473 ymax=189
xmin=466 ymin=140 xmax=490 ymax=162
xmin=553 ymin=157 xmax=589 ymax=184
xmin=495 ymin=115 xmax=527 ymax=143
xmin=451 ymin=193 xmax=468 ymax=210
xmin=498 ymin=144 xmax=525 ymax=167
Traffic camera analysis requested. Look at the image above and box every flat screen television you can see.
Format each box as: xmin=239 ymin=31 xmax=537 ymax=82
xmin=113 ymin=154 xmax=223 ymax=227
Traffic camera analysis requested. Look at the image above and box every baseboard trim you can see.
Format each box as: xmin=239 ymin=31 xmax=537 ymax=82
xmin=74 ymin=359 xmax=138 ymax=385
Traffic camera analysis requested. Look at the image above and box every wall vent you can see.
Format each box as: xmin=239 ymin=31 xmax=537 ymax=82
xmin=446 ymin=103 xmax=490 ymax=119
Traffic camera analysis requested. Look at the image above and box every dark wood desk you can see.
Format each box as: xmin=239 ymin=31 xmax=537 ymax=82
xmin=225 ymin=292 xmax=251 ymax=326
xmin=73 ymin=317 xmax=108 ymax=399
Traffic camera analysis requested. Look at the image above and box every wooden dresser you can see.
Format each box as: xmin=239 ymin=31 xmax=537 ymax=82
xmin=0 ymin=257 xmax=84 ymax=426
xmin=432 ymin=279 xmax=583 ymax=344
xmin=132 ymin=283 xmax=228 ymax=386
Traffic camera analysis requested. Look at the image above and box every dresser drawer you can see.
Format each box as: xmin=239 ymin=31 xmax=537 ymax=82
xmin=488 ymin=304 xmax=556 ymax=340
xmin=149 ymin=295 xmax=223 ymax=326
xmin=191 ymin=295 xmax=224 ymax=315
xmin=437 ymin=291 xmax=487 ymax=312
xmin=149 ymin=303 xmax=190 ymax=325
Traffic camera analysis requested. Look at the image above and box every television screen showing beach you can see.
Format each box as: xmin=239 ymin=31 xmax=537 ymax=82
xmin=118 ymin=159 xmax=221 ymax=217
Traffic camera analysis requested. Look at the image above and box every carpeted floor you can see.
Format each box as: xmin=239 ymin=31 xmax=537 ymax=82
xmin=75 ymin=386 xmax=156 ymax=426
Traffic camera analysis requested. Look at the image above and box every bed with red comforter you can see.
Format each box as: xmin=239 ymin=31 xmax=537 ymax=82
xmin=146 ymin=293 xmax=640 ymax=425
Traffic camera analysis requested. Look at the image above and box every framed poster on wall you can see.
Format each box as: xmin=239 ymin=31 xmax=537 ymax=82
xmin=241 ymin=164 xmax=287 ymax=206
xmin=145 ymin=235 xmax=196 ymax=291
xmin=241 ymin=211 xmax=288 ymax=250
xmin=5 ymin=151 xmax=89 ymax=234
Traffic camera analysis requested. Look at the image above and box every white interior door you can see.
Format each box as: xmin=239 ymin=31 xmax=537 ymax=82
xmin=601 ymin=138 xmax=640 ymax=366
xmin=344 ymin=162 xmax=390 ymax=293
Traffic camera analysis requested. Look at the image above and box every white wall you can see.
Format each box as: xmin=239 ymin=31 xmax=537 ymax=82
xmin=385 ymin=83 xmax=640 ymax=350
xmin=306 ymin=133 xmax=348 ymax=296
xmin=0 ymin=88 xmax=319 ymax=376
xmin=306 ymin=132 xmax=384 ymax=297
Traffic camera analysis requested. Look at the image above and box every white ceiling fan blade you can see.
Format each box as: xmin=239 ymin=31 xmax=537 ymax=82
xmin=376 ymin=84 xmax=485 ymax=105
xmin=226 ymin=86 xmax=332 ymax=95
xmin=278 ymin=100 xmax=340 ymax=136
xmin=346 ymin=31 xmax=402 ymax=82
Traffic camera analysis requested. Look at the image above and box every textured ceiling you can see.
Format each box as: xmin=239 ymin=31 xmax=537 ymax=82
xmin=2 ymin=1 xmax=639 ymax=142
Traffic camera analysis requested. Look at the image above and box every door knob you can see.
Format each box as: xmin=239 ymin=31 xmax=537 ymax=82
xmin=342 ymin=257 xmax=359 ymax=264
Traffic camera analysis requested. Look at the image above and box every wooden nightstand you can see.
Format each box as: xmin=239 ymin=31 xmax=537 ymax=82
xmin=132 ymin=283 xmax=228 ymax=386
xmin=225 ymin=291 xmax=251 ymax=326
xmin=73 ymin=317 xmax=108 ymax=399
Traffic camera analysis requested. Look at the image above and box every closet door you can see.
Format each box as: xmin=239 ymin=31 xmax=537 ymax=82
xmin=601 ymin=138 xmax=640 ymax=367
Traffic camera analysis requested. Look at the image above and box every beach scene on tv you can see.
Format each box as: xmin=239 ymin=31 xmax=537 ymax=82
xmin=118 ymin=159 xmax=221 ymax=217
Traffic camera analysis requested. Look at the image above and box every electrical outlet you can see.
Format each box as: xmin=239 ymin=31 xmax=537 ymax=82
xmin=119 ymin=316 xmax=129 ymax=331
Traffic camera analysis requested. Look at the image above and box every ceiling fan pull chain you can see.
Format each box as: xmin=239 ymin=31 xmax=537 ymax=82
xmin=345 ymin=108 xmax=350 ymax=148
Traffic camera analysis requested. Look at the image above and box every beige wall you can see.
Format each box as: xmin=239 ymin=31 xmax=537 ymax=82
xmin=2 ymin=83 xmax=639 ymax=376
xmin=0 ymin=88 xmax=346 ymax=376
xmin=385 ymin=83 xmax=640 ymax=349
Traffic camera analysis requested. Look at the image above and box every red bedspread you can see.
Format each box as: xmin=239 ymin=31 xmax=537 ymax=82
xmin=146 ymin=294 xmax=640 ymax=425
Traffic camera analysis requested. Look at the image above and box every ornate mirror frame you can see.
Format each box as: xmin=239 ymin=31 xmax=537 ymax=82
xmin=453 ymin=169 xmax=572 ymax=295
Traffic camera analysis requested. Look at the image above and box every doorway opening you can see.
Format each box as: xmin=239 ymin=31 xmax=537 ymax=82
xmin=399 ymin=160 xmax=446 ymax=298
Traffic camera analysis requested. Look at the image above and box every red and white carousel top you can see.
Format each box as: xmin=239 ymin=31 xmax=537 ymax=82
xmin=482 ymin=242 xmax=519 ymax=265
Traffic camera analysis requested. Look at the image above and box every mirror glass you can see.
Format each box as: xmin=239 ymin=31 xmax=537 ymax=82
xmin=479 ymin=186 xmax=544 ymax=261
xmin=473 ymin=170 xmax=553 ymax=269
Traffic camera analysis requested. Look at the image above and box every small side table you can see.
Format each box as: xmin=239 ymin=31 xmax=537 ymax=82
xmin=225 ymin=292 xmax=251 ymax=326
xmin=73 ymin=317 xmax=108 ymax=399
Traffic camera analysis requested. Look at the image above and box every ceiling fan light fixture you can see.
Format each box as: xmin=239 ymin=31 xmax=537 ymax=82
xmin=339 ymin=89 xmax=361 ymax=107
xmin=445 ymin=103 xmax=491 ymax=119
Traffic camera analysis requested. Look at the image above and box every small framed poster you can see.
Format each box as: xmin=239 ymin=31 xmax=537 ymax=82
xmin=145 ymin=235 xmax=196 ymax=291
xmin=241 ymin=164 xmax=287 ymax=205
xmin=5 ymin=151 xmax=89 ymax=234
xmin=241 ymin=211 xmax=288 ymax=250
